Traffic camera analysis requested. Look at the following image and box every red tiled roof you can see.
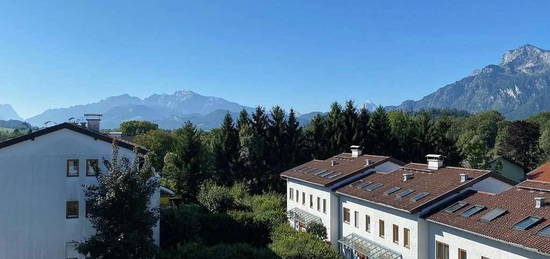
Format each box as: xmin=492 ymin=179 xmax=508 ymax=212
xmin=280 ymin=153 xmax=403 ymax=187
xmin=427 ymin=182 xmax=550 ymax=256
xmin=527 ymin=162 xmax=550 ymax=183
xmin=336 ymin=163 xmax=491 ymax=213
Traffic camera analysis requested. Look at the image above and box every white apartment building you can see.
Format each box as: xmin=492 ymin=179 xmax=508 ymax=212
xmin=426 ymin=179 xmax=550 ymax=259
xmin=335 ymin=155 xmax=514 ymax=259
xmin=281 ymin=146 xmax=403 ymax=245
xmin=0 ymin=117 xmax=160 ymax=259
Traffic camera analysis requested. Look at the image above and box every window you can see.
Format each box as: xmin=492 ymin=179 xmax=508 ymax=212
xmin=343 ymin=208 xmax=350 ymax=224
xmin=354 ymin=211 xmax=359 ymax=228
xmin=460 ymin=205 xmax=485 ymax=218
xmin=322 ymin=199 xmax=326 ymax=214
xmin=66 ymin=201 xmax=79 ymax=218
xmin=537 ymin=225 xmax=550 ymax=237
xmin=86 ymin=159 xmax=99 ymax=176
xmin=379 ymin=220 xmax=385 ymax=238
xmin=296 ymin=190 xmax=299 ymax=202
xmin=66 ymin=159 xmax=79 ymax=177
xmin=365 ymin=215 xmax=371 ymax=232
xmin=404 ymin=228 xmax=410 ymax=248
xmin=444 ymin=201 xmax=468 ymax=213
xmin=478 ymin=208 xmax=507 ymax=223
xmin=289 ymin=188 xmax=293 ymax=200
xmin=392 ymin=224 xmax=399 ymax=243
xmin=436 ymin=241 xmax=449 ymax=259
xmin=302 ymin=192 xmax=305 ymax=205
xmin=458 ymin=248 xmax=467 ymax=259
xmin=317 ymin=197 xmax=321 ymax=211
xmin=310 ymin=194 xmax=313 ymax=208
xmin=514 ymin=216 xmax=543 ymax=230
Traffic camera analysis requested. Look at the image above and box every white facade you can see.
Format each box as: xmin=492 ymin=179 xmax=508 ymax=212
xmin=339 ymin=195 xmax=428 ymax=259
xmin=285 ymin=161 xmax=401 ymax=245
xmin=428 ymin=221 xmax=548 ymax=259
xmin=0 ymin=128 xmax=160 ymax=259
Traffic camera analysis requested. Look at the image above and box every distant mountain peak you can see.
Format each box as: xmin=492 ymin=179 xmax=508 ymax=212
xmin=0 ymin=104 xmax=22 ymax=121
xmin=174 ymin=89 xmax=197 ymax=97
xmin=501 ymin=44 xmax=550 ymax=74
xmin=391 ymin=44 xmax=550 ymax=119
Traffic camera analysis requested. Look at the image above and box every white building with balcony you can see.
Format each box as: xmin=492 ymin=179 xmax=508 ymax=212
xmin=281 ymin=146 xmax=403 ymax=245
xmin=0 ymin=119 xmax=159 ymax=259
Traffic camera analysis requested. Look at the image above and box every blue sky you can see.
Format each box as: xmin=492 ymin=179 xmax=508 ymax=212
xmin=0 ymin=1 xmax=549 ymax=118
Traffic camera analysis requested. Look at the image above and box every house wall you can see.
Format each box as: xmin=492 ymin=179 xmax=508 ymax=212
xmin=286 ymin=179 xmax=338 ymax=243
xmin=428 ymin=221 xmax=548 ymax=259
xmin=0 ymin=129 xmax=160 ymax=259
xmin=339 ymin=195 xmax=425 ymax=259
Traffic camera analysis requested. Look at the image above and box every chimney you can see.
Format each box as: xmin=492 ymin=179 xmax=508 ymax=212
xmin=535 ymin=197 xmax=545 ymax=208
xmin=426 ymin=154 xmax=444 ymax=170
xmin=80 ymin=122 xmax=87 ymax=127
xmin=331 ymin=160 xmax=336 ymax=166
xmin=84 ymin=114 xmax=102 ymax=132
xmin=365 ymin=159 xmax=372 ymax=166
xmin=403 ymin=173 xmax=413 ymax=181
xmin=460 ymin=173 xmax=468 ymax=183
xmin=351 ymin=145 xmax=363 ymax=158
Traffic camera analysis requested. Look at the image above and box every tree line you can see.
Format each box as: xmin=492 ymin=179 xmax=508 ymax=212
xmin=125 ymin=102 xmax=550 ymax=201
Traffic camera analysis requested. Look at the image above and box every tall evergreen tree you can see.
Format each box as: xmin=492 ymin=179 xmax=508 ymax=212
xmin=368 ymin=106 xmax=392 ymax=155
xmin=326 ymin=102 xmax=344 ymax=155
xmin=287 ymin=109 xmax=306 ymax=167
xmin=305 ymin=114 xmax=329 ymax=159
xmin=211 ymin=113 xmax=240 ymax=186
xmin=170 ymin=121 xmax=205 ymax=202
xmin=268 ymin=106 xmax=288 ymax=191
xmin=413 ymin=112 xmax=437 ymax=162
xmin=342 ymin=100 xmax=358 ymax=149
xmin=354 ymin=107 xmax=371 ymax=152
xmin=237 ymin=109 xmax=250 ymax=131
xmin=78 ymin=144 xmax=159 ymax=259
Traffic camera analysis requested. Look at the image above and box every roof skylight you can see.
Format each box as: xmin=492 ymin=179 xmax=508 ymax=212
xmin=461 ymin=205 xmax=485 ymax=218
xmin=514 ymin=216 xmax=543 ymax=231
xmin=410 ymin=192 xmax=430 ymax=202
xmin=396 ymin=189 xmax=414 ymax=198
xmin=478 ymin=208 xmax=507 ymax=223
xmin=537 ymin=225 xmax=550 ymax=237
xmin=356 ymin=181 xmax=372 ymax=189
xmin=384 ymin=187 xmax=401 ymax=196
xmin=365 ymin=183 xmax=383 ymax=191
xmin=444 ymin=201 xmax=468 ymax=213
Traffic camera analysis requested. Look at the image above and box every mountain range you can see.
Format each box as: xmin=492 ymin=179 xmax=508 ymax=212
xmin=3 ymin=44 xmax=550 ymax=129
xmin=390 ymin=45 xmax=550 ymax=119
xmin=25 ymin=90 xmax=254 ymax=129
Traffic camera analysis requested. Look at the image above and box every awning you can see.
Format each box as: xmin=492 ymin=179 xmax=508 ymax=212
xmin=287 ymin=207 xmax=322 ymax=225
xmin=338 ymin=233 xmax=402 ymax=259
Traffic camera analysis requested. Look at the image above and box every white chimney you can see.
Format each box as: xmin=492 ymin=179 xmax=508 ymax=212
xmin=351 ymin=145 xmax=363 ymax=158
xmin=84 ymin=114 xmax=102 ymax=132
xmin=331 ymin=160 xmax=336 ymax=166
xmin=365 ymin=159 xmax=372 ymax=166
xmin=426 ymin=154 xmax=444 ymax=170
xmin=535 ymin=197 xmax=545 ymax=208
xmin=460 ymin=173 xmax=468 ymax=183
xmin=403 ymin=173 xmax=413 ymax=181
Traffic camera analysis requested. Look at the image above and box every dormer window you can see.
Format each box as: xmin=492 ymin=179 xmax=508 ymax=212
xmin=66 ymin=160 xmax=79 ymax=177
xmin=86 ymin=159 xmax=99 ymax=176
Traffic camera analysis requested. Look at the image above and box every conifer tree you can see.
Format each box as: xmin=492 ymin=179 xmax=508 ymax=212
xmin=171 ymin=121 xmax=205 ymax=202
xmin=368 ymin=106 xmax=392 ymax=155
xmin=211 ymin=113 xmax=240 ymax=186
xmin=342 ymin=100 xmax=358 ymax=149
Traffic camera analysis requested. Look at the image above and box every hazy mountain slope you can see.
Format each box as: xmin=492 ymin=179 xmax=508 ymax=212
xmin=392 ymin=45 xmax=550 ymax=119
xmin=0 ymin=104 xmax=22 ymax=120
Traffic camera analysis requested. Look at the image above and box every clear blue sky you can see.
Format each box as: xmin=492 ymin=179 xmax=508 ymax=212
xmin=0 ymin=1 xmax=549 ymax=118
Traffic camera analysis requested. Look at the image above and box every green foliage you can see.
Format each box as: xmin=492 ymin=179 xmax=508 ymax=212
xmin=306 ymin=222 xmax=328 ymax=240
xmin=539 ymin=124 xmax=550 ymax=160
xmin=161 ymin=242 xmax=277 ymax=259
xmin=458 ymin=130 xmax=493 ymax=169
xmin=270 ymin=224 xmax=340 ymax=259
xmin=496 ymin=120 xmax=543 ymax=170
xmin=134 ymin=129 xmax=176 ymax=170
xmin=197 ymin=180 xmax=235 ymax=213
xmin=210 ymin=113 xmax=240 ymax=186
xmin=369 ymin=106 xmax=392 ymax=155
xmin=120 ymin=120 xmax=159 ymax=136
xmin=77 ymin=144 xmax=159 ymax=259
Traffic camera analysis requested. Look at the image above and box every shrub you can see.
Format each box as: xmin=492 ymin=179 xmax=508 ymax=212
xmin=161 ymin=242 xmax=277 ymax=259
xmin=270 ymin=224 xmax=340 ymax=259
xmin=197 ymin=180 xmax=235 ymax=213
xmin=306 ymin=222 xmax=328 ymax=240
